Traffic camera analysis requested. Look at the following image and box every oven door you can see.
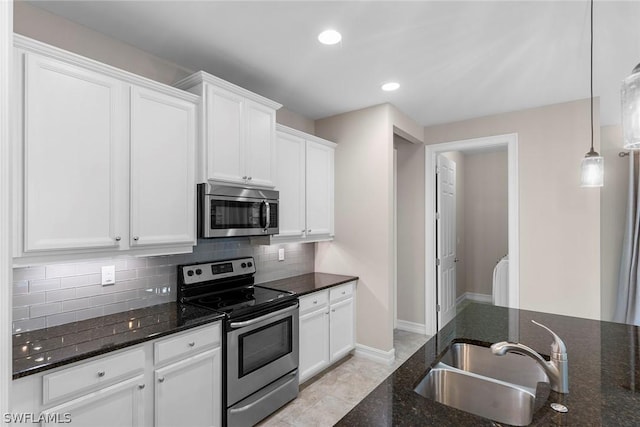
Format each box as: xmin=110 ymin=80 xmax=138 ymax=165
xmin=226 ymin=301 xmax=299 ymax=406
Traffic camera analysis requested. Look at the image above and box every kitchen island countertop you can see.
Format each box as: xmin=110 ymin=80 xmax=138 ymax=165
xmin=337 ymin=302 xmax=640 ymax=426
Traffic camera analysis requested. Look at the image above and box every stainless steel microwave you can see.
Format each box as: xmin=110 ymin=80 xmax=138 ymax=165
xmin=197 ymin=183 xmax=279 ymax=238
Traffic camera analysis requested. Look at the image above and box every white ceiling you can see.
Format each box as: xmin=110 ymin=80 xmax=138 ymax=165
xmin=26 ymin=0 xmax=640 ymax=127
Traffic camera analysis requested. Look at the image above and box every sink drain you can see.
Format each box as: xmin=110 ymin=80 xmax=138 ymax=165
xmin=550 ymin=402 xmax=568 ymax=413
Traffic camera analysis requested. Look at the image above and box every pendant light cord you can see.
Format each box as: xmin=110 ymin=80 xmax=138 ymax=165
xmin=590 ymin=0 xmax=594 ymax=153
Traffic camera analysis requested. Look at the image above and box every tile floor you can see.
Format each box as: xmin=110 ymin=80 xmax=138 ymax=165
xmin=259 ymin=330 xmax=430 ymax=427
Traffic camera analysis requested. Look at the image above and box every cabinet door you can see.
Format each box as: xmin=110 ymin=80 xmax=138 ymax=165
xmin=23 ymin=53 xmax=124 ymax=252
xmin=130 ymin=86 xmax=196 ymax=247
xmin=155 ymin=348 xmax=222 ymax=427
xmin=41 ymin=375 xmax=145 ymax=427
xmin=329 ymin=298 xmax=355 ymax=362
xmin=299 ymin=307 xmax=330 ymax=383
xmin=305 ymin=141 xmax=334 ymax=236
xmin=244 ymin=100 xmax=276 ymax=188
xmin=206 ymin=85 xmax=244 ymax=185
xmin=275 ymin=132 xmax=306 ymax=237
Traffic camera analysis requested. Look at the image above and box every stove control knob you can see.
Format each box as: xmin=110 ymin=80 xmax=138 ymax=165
xmin=187 ymin=270 xmax=194 ymax=277
xmin=248 ymin=262 xmax=253 ymax=267
xmin=195 ymin=268 xmax=202 ymax=275
xmin=241 ymin=262 xmax=247 ymax=268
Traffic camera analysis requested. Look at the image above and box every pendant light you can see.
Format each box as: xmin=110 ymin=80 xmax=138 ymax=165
xmin=581 ymin=0 xmax=604 ymax=187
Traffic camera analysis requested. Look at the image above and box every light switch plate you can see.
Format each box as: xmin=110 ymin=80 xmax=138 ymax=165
xmin=101 ymin=265 xmax=115 ymax=286
xmin=278 ymin=248 xmax=285 ymax=261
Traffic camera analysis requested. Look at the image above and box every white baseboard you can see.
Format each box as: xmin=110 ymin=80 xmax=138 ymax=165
xmin=395 ymin=320 xmax=427 ymax=335
xmin=354 ymin=343 xmax=396 ymax=366
xmin=457 ymin=292 xmax=492 ymax=305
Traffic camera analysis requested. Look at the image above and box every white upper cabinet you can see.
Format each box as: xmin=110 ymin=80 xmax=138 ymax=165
xmin=274 ymin=125 xmax=335 ymax=243
xmin=175 ymin=72 xmax=281 ymax=188
xmin=22 ymin=53 xmax=124 ymax=253
xmin=13 ymin=36 xmax=199 ymax=264
xmin=130 ymin=86 xmax=196 ymax=248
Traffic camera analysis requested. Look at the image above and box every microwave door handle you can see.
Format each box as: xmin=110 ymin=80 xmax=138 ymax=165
xmin=261 ymin=201 xmax=270 ymax=229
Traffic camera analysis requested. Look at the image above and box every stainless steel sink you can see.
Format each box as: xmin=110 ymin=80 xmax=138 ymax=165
xmin=414 ymin=342 xmax=550 ymax=426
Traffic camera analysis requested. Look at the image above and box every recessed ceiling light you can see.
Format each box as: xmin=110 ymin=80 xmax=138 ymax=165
xmin=381 ymin=82 xmax=400 ymax=92
xmin=318 ymin=29 xmax=342 ymax=45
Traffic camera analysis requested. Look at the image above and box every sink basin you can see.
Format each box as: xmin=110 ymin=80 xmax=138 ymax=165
xmin=414 ymin=342 xmax=550 ymax=426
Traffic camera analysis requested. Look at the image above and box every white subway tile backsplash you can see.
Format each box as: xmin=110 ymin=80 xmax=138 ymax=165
xmin=45 ymin=264 xmax=77 ymax=279
xmin=12 ymin=241 xmax=315 ymax=332
xmin=30 ymin=302 xmax=62 ymax=318
xmin=13 ymin=266 xmax=46 ymax=282
xmin=14 ymin=292 xmax=46 ymax=308
xmin=29 ymin=278 xmax=61 ymax=293
xmin=46 ymin=288 xmax=76 ymax=303
xmin=13 ymin=280 xmax=29 ymax=295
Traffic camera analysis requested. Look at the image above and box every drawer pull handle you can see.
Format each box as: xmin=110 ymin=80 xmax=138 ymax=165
xmin=331 ymin=309 xmax=336 ymax=313
xmin=188 ymin=341 xmax=195 ymax=347
xmin=342 ymin=291 xmax=346 ymax=295
xmin=97 ymin=371 xmax=105 ymax=377
xmin=138 ymin=384 xmax=145 ymax=390
xmin=158 ymin=377 xmax=165 ymax=383
xmin=313 ymin=301 xmax=317 ymax=304
xmin=115 ymin=236 xmax=121 ymax=241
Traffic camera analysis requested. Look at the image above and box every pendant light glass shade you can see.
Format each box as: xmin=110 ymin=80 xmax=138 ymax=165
xmin=581 ymin=150 xmax=604 ymax=187
xmin=622 ymin=63 xmax=640 ymax=149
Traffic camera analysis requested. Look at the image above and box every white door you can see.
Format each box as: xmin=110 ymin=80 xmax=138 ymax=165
xmin=329 ymin=298 xmax=355 ymax=361
xmin=23 ymin=53 xmax=124 ymax=252
xmin=244 ymin=100 xmax=276 ymax=187
xmin=276 ymin=131 xmax=306 ymax=238
xmin=154 ymin=348 xmax=222 ymax=427
xmin=306 ymin=141 xmax=334 ymax=236
xmin=299 ymin=307 xmax=330 ymax=383
xmin=41 ymin=376 xmax=145 ymax=427
xmin=436 ymin=155 xmax=457 ymax=329
xmin=206 ymin=85 xmax=244 ymax=185
xmin=130 ymin=86 xmax=196 ymax=247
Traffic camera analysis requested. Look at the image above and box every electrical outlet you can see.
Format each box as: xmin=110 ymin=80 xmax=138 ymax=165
xmin=101 ymin=265 xmax=115 ymax=286
xmin=278 ymin=248 xmax=285 ymax=261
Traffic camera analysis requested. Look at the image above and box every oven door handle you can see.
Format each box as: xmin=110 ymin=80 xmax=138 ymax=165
xmin=229 ymin=303 xmax=297 ymax=329
xmin=228 ymin=370 xmax=297 ymax=415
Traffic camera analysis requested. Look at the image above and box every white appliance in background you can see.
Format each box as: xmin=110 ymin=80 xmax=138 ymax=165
xmin=492 ymin=255 xmax=509 ymax=307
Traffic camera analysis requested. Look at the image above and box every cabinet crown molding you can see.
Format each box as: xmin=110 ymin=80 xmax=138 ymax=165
xmin=276 ymin=124 xmax=337 ymax=149
xmin=175 ymin=71 xmax=282 ymax=110
xmin=13 ymin=34 xmax=199 ymax=103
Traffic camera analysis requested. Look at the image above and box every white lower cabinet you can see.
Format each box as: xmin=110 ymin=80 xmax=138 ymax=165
xmin=154 ymin=348 xmax=221 ymax=427
xmin=11 ymin=322 xmax=222 ymax=427
xmin=298 ymin=281 xmax=356 ymax=384
xmin=41 ymin=375 xmax=146 ymax=427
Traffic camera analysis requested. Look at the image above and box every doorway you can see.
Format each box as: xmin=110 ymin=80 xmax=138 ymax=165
xmin=425 ymin=134 xmax=519 ymax=335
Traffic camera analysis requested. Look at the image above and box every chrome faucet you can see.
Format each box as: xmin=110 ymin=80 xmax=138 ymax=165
xmin=490 ymin=320 xmax=569 ymax=394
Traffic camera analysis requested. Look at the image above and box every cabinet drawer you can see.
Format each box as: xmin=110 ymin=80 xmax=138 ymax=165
xmin=330 ymin=282 xmax=355 ymax=303
xmin=43 ymin=347 xmax=144 ymax=404
xmin=154 ymin=322 xmax=220 ymax=365
xmin=299 ymin=291 xmax=329 ymax=314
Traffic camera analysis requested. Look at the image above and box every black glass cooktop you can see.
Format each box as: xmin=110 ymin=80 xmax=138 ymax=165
xmin=187 ymin=285 xmax=295 ymax=318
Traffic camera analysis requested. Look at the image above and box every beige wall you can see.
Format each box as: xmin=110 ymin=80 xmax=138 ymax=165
xmin=315 ymin=103 xmax=422 ymax=352
xmin=395 ymin=135 xmax=425 ymax=325
xmin=276 ymin=108 xmax=315 ymax=135
xmin=463 ymin=150 xmax=508 ymax=297
xmin=441 ymin=151 xmax=466 ymax=299
xmin=425 ymin=99 xmax=601 ymax=320
xmin=600 ymin=125 xmax=627 ymax=322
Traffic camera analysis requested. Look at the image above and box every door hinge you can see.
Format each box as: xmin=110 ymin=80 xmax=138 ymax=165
xmin=435 ymin=212 xmax=440 ymax=220
xmin=436 ymin=166 xmax=440 ymax=174
xmin=437 ymin=304 xmax=441 ymax=312
xmin=436 ymin=258 xmax=441 ymax=266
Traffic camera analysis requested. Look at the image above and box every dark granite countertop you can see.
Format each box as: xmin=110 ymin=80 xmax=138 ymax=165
xmin=259 ymin=272 xmax=358 ymax=296
xmin=337 ymin=303 xmax=640 ymax=426
xmin=12 ymin=302 xmax=225 ymax=379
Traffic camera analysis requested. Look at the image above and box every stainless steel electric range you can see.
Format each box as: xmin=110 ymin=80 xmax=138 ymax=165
xmin=178 ymin=257 xmax=299 ymax=427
